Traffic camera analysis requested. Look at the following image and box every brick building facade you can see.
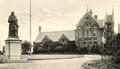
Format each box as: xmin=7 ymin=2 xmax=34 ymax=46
xmin=34 ymin=9 xmax=114 ymax=51
xmin=75 ymin=9 xmax=114 ymax=49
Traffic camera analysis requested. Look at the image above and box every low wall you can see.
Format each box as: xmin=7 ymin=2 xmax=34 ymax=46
xmin=22 ymin=54 xmax=84 ymax=60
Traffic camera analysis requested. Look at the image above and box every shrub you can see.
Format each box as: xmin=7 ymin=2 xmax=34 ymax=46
xmin=54 ymin=46 xmax=63 ymax=52
xmin=33 ymin=44 xmax=42 ymax=54
xmin=114 ymin=50 xmax=120 ymax=63
xmin=80 ymin=47 xmax=88 ymax=54
xmin=22 ymin=40 xmax=31 ymax=54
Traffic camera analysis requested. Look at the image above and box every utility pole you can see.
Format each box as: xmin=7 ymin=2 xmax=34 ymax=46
xmin=30 ymin=0 xmax=32 ymax=55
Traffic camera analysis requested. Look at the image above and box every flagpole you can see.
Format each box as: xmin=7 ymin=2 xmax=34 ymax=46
xmin=30 ymin=0 xmax=32 ymax=55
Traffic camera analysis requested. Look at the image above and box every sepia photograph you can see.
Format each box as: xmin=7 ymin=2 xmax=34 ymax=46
xmin=0 ymin=0 xmax=120 ymax=69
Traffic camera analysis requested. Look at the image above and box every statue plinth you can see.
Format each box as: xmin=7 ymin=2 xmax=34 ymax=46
xmin=5 ymin=38 xmax=22 ymax=59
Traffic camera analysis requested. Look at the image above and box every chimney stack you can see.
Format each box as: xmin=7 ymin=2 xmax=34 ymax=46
xmin=89 ymin=9 xmax=93 ymax=15
xmin=94 ymin=15 xmax=98 ymax=20
xmin=39 ymin=26 xmax=41 ymax=32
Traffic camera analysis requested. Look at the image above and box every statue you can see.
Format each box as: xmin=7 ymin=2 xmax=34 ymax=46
xmin=8 ymin=12 xmax=19 ymax=38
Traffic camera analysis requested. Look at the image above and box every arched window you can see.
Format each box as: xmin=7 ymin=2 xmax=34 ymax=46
xmin=88 ymin=28 xmax=92 ymax=37
xmin=84 ymin=23 xmax=92 ymax=38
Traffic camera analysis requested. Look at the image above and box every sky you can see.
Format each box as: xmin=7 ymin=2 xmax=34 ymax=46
xmin=0 ymin=0 xmax=120 ymax=48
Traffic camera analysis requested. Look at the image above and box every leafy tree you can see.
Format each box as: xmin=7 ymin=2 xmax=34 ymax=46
xmin=102 ymin=33 xmax=120 ymax=63
xmin=22 ymin=40 xmax=31 ymax=54
xmin=113 ymin=34 xmax=120 ymax=63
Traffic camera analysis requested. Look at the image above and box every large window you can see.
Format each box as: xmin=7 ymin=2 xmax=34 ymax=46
xmin=84 ymin=29 xmax=87 ymax=37
xmin=88 ymin=28 xmax=92 ymax=37
xmin=84 ymin=23 xmax=92 ymax=38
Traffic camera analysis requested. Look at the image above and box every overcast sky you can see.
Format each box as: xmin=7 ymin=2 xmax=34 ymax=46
xmin=0 ymin=0 xmax=120 ymax=47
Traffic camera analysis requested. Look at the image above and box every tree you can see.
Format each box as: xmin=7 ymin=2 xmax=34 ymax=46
xmin=22 ymin=40 xmax=31 ymax=54
xmin=103 ymin=33 xmax=120 ymax=63
xmin=113 ymin=34 xmax=120 ymax=63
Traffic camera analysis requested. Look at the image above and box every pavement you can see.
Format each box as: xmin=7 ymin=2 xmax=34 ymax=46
xmin=0 ymin=55 xmax=101 ymax=69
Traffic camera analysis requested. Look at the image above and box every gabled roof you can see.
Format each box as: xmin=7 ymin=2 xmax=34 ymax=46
xmin=34 ymin=30 xmax=75 ymax=43
xmin=41 ymin=35 xmax=49 ymax=42
xmin=58 ymin=34 xmax=69 ymax=41
xmin=76 ymin=12 xmax=99 ymax=28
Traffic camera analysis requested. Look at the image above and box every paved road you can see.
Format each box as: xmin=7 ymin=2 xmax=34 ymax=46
xmin=0 ymin=55 xmax=101 ymax=69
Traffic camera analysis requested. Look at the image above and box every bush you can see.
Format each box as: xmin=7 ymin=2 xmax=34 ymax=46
xmin=91 ymin=45 xmax=102 ymax=54
xmin=114 ymin=50 xmax=120 ymax=63
xmin=33 ymin=44 xmax=42 ymax=54
xmin=54 ymin=46 xmax=63 ymax=52
xmin=22 ymin=40 xmax=31 ymax=54
xmin=80 ymin=47 xmax=88 ymax=54
xmin=33 ymin=41 xmax=80 ymax=54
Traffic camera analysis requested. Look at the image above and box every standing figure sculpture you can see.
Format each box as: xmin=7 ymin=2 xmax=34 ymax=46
xmin=8 ymin=12 xmax=19 ymax=38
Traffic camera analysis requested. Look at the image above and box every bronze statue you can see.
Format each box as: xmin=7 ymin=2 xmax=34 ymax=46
xmin=8 ymin=12 xmax=19 ymax=38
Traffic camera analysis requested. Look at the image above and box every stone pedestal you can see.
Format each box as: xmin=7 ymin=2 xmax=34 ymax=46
xmin=5 ymin=38 xmax=22 ymax=59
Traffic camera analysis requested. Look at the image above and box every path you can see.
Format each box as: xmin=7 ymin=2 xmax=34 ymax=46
xmin=0 ymin=55 xmax=101 ymax=69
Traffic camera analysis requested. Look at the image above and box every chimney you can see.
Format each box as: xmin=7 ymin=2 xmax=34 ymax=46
xmin=89 ymin=9 xmax=93 ymax=15
xmin=94 ymin=15 xmax=98 ymax=20
xmin=39 ymin=26 xmax=41 ymax=32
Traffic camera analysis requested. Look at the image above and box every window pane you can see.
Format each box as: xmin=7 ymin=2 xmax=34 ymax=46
xmin=84 ymin=29 xmax=87 ymax=37
xmin=88 ymin=28 xmax=92 ymax=37
xmin=78 ymin=29 xmax=82 ymax=38
xmin=94 ymin=28 xmax=97 ymax=37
